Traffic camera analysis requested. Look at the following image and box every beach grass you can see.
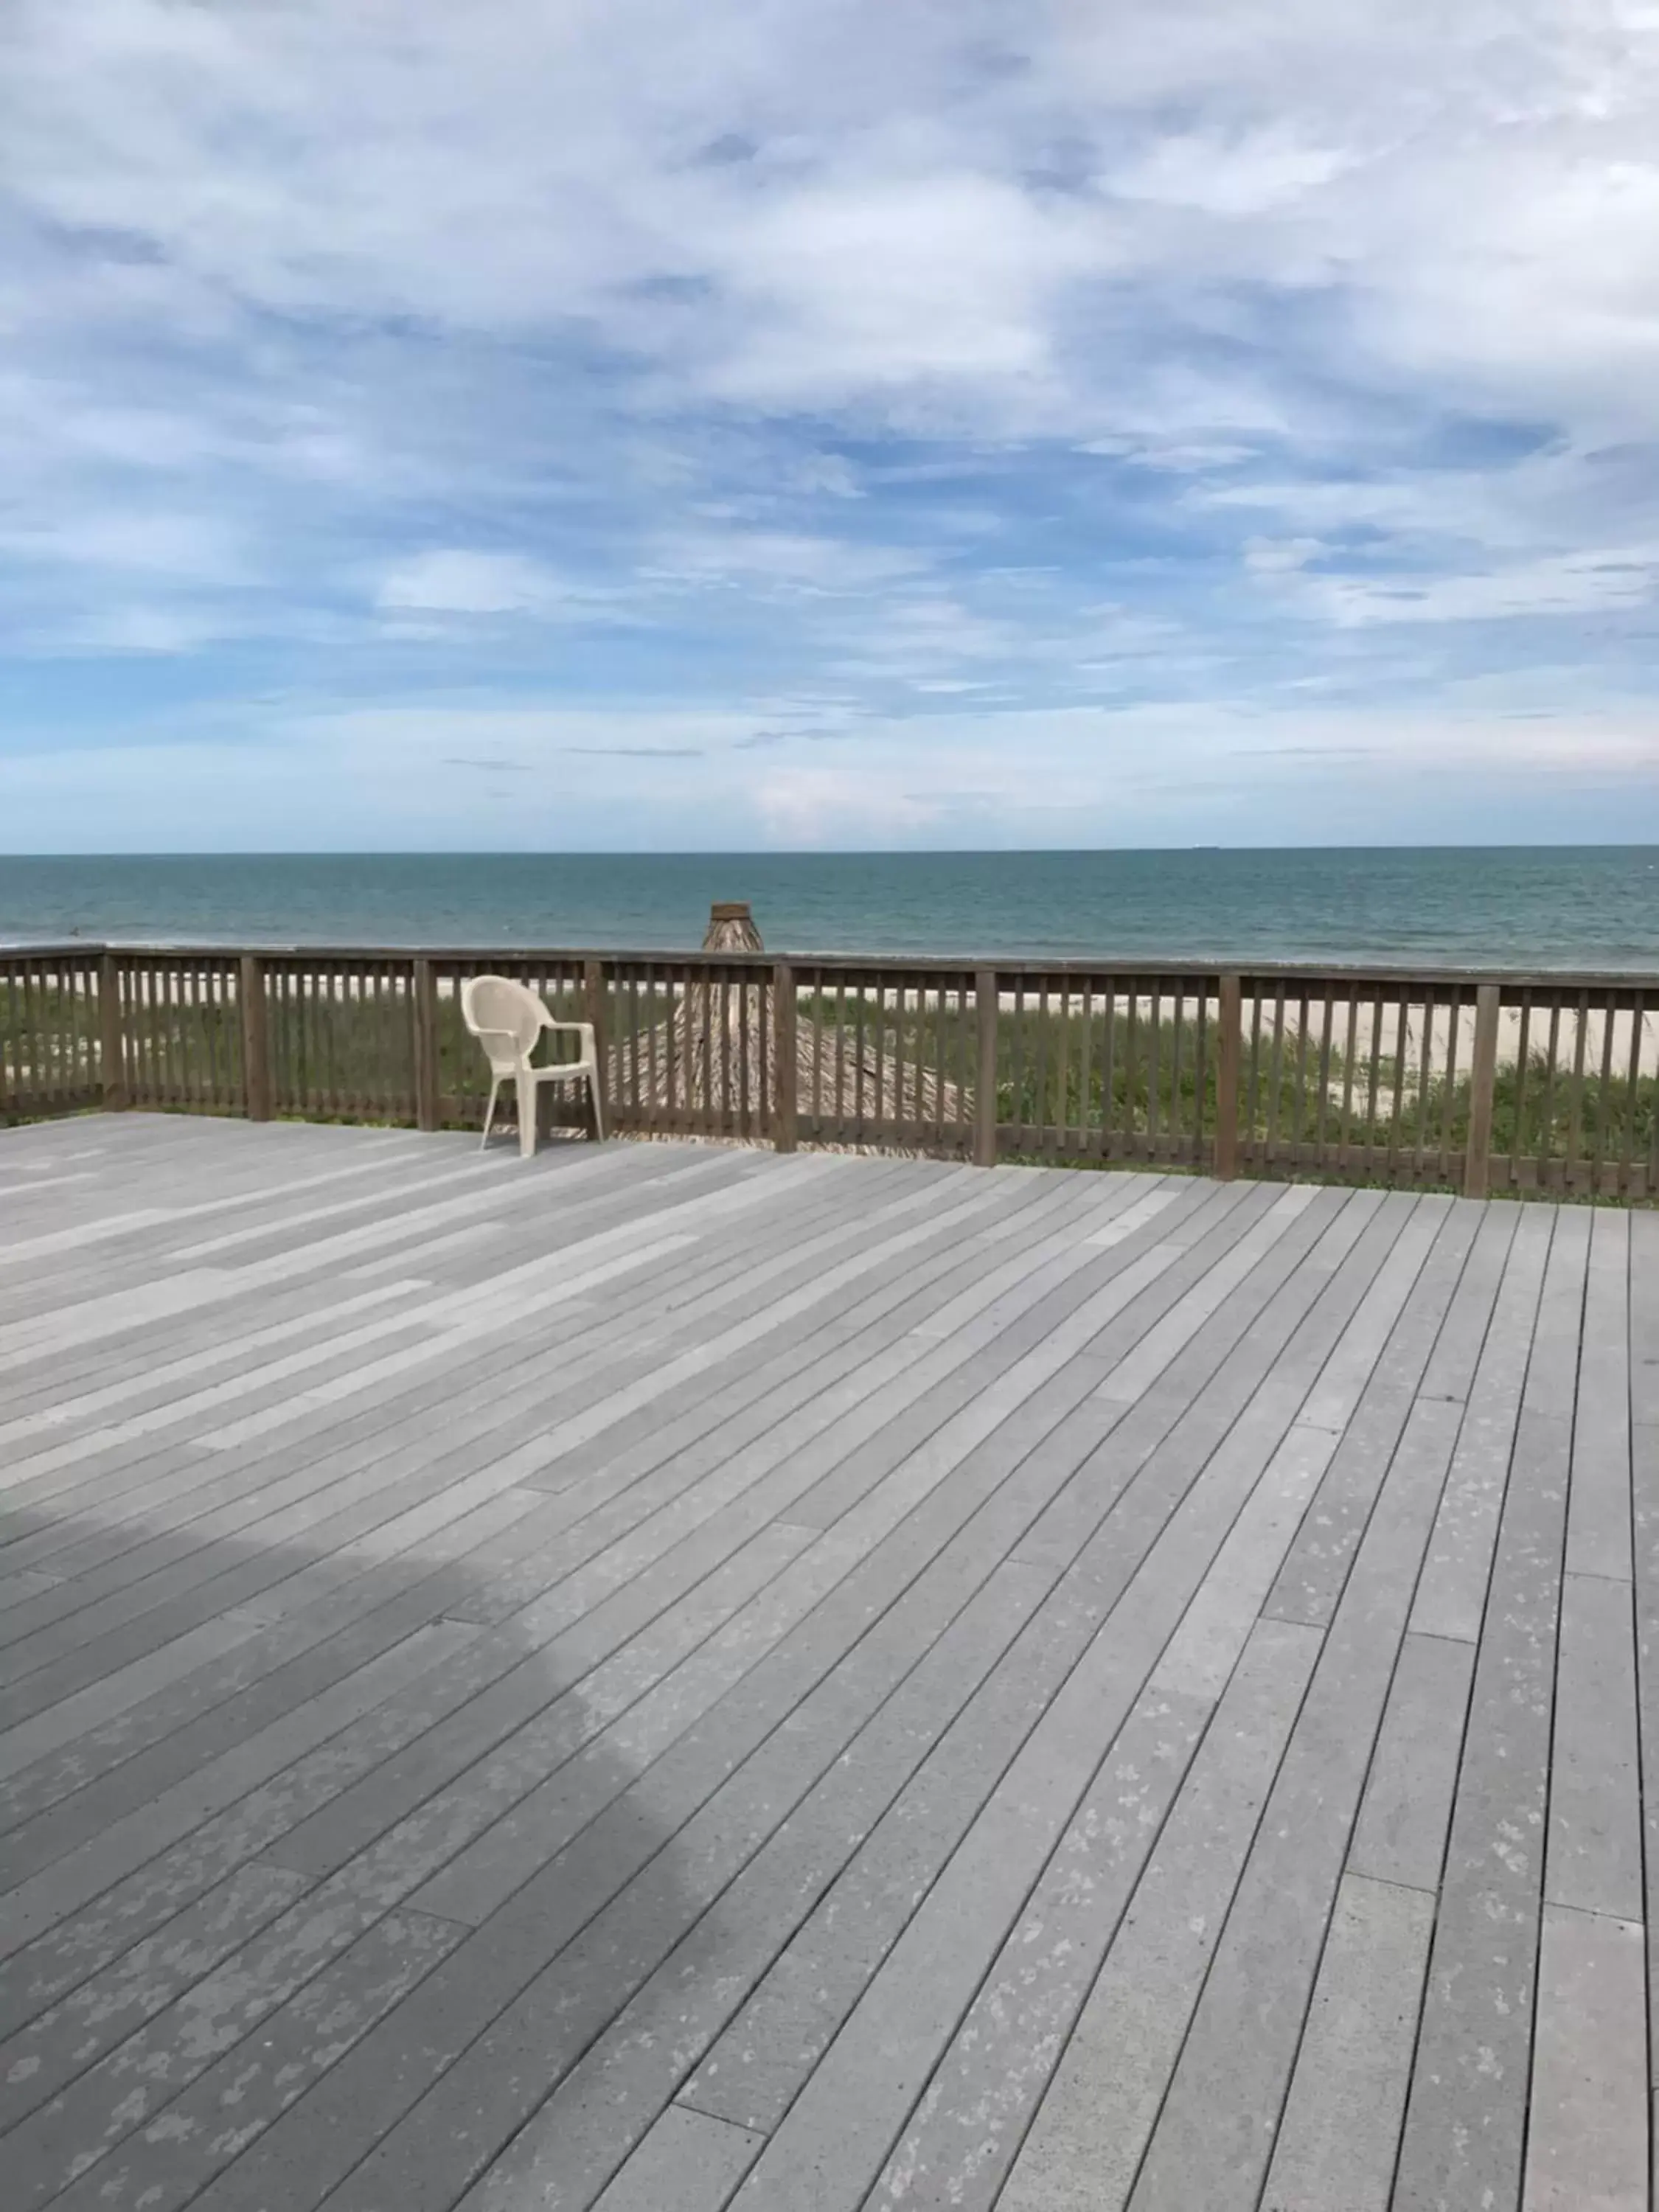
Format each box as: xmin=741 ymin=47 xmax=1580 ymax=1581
xmin=798 ymin=992 xmax=1659 ymax=1170
xmin=7 ymin=973 xmax=1656 ymax=1193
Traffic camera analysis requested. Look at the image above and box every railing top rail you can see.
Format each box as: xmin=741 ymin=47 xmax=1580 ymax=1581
xmin=7 ymin=942 xmax=1654 ymax=990
xmin=0 ymin=943 xmax=106 ymax=959
xmin=5 ymin=940 xmax=1659 ymax=995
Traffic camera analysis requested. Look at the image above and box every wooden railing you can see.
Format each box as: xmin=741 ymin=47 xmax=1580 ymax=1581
xmin=4 ymin=946 xmax=1656 ymax=1201
xmin=0 ymin=946 xmax=107 ymax=1120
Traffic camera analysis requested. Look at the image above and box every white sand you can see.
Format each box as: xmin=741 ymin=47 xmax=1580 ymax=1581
xmin=988 ymin=987 xmax=1659 ymax=1088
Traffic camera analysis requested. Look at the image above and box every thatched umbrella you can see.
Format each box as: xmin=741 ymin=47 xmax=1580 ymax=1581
xmin=703 ymin=900 xmax=766 ymax=954
xmin=609 ymin=901 xmax=964 ymax=1137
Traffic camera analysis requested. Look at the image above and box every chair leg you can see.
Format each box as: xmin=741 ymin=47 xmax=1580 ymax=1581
xmin=515 ymin=1070 xmax=537 ymax=1159
xmin=589 ymin=1065 xmax=605 ymax=1141
xmin=480 ymin=1077 xmax=500 ymax=1151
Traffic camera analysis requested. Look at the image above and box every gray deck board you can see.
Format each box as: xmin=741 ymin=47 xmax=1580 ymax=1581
xmin=0 ymin=1116 xmax=1649 ymax=2212
xmin=1117 ymin=1406 xmax=1464 ymax=2206
xmin=4 ymin=1167 xmax=1026 ymax=1669
xmin=1260 ymin=1872 xmax=1437 ymax=2212
xmin=1394 ymin=1206 xmax=1588 ymax=2212
xmin=1632 ymin=1213 xmax=1659 ymax=2081
xmin=996 ymin=1619 xmax=1319 ymax=2212
xmin=1522 ymin=1904 xmax=1647 ymax=2211
xmin=1548 ymin=1571 xmax=1643 ymax=1921
xmin=1348 ymin=1630 xmax=1473 ymax=1893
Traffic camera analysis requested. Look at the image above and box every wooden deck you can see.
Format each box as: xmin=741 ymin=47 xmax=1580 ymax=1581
xmin=1 ymin=1113 xmax=1652 ymax=2212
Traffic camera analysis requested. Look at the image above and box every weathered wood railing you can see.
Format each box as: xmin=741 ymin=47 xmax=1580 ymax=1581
xmin=4 ymin=946 xmax=1656 ymax=1200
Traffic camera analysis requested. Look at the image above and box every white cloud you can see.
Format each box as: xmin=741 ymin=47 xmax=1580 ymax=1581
xmin=696 ymin=170 xmax=1105 ymax=404
xmin=376 ymin=550 xmax=577 ymax=616
xmin=1110 ymin=130 xmax=1356 ymax=218
xmin=647 ymin=529 xmax=930 ymax=592
xmin=1265 ymin=546 xmax=1659 ymax=625
xmin=1243 ymin=537 xmax=1324 ymax=574
xmin=2 ymin=0 xmax=1658 ymax=844
xmin=6 ymin=693 xmax=1658 ymax=851
xmin=1 ymin=509 xmax=250 ymax=580
xmin=754 ymin=766 xmax=947 ymax=844
xmin=13 ymin=0 xmax=1651 ymax=440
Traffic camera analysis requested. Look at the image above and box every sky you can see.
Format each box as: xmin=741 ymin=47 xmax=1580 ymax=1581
xmin=2 ymin=0 xmax=1658 ymax=852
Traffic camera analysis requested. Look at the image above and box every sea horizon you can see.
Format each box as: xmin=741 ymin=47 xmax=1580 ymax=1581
xmin=3 ymin=846 xmax=1658 ymax=971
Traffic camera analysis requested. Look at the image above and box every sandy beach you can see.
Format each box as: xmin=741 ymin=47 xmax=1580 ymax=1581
xmin=987 ymin=985 xmax=1659 ymax=1088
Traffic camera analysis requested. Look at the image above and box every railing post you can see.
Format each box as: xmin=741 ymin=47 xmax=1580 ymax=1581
xmin=773 ymin=961 xmax=797 ymax=1152
xmin=240 ymin=953 xmax=271 ymax=1121
xmin=1213 ymin=973 xmax=1242 ymax=1180
xmin=1464 ymin=981 xmax=1501 ymax=1199
xmin=583 ymin=957 xmax=609 ymax=1141
xmin=98 ymin=952 xmax=127 ymax=1110
xmin=974 ymin=967 xmax=998 ymax=1167
xmin=411 ymin=957 xmax=439 ymax=1132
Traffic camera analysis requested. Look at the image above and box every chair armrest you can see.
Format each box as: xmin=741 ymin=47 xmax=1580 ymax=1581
xmin=532 ymin=1018 xmax=596 ymax=1064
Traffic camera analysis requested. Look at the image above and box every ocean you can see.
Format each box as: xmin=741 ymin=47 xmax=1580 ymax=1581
xmin=2 ymin=849 xmax=1658 ymax=970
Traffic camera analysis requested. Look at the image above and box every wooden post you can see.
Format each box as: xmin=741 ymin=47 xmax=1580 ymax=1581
xmin=773 ymin=961 xmax=797 ymax=1152
xmin=583 ymin=957 xmax=609 ymax=1141
xmin=411 ymin=957 xmax=439 ymax=1132
xmin=240 ymin=953 xmax=271 ymax=1121
xmin=974 ymin=967 xmax=998 ymax=1167
xmin=1213 ymin=973 xmax=1242 ymax=1180
xmin=98 ymin=951 xmax=127 ymax=1110
xmin=1464 ymin=981 xmax=1501 ymax=1199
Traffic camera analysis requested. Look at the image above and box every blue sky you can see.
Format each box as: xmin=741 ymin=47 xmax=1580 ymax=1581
xmin=2 ymin=0 xmax=1658 ymax=851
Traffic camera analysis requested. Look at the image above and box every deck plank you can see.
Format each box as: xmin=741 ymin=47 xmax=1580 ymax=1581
xmin=996 ymin=1620 xmax=1318 ymax=2212
xmin=0 ymin=1172 xmax=1074 ymax=1828
xmin=714 ymin=1207 xmax=1427 ymax=2212
xmin=1259 ymin=1873 xmax=1437 ymax=2212
xmin=1121 ymin=1397 xmax=1461 ymax=2210
xmin=1393 ymin=1206 xmax=1587 ymax=2212
xmin=226 ymin=1194 xmax=1293 ymax=2212
xmin=1632 ymin=1211 xmax=1659 ymax=2087
xmin=1408 ymin=1205 xmax=1554 ymax=1644
xmin=1547 ymin=1571 xmax=1643 ymax=1920
xmin=1565 ymin=1209 xmax=1632 ymax=1581
xmin=0 ymin=1119 xmax=1647 ymax=2212
xmin=1348 ymin=1630 xmax=1473 ymax=1893
xmin=1521 ymin=1904 xmax=1646 ymax=2211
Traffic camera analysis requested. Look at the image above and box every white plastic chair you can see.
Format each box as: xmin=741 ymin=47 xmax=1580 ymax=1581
xmin=460 ymin=975 xmax=604 ymax=1157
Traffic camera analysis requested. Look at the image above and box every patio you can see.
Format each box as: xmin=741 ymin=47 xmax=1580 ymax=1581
xmin=0 ymin=1113 xmax=1652 ymax=2211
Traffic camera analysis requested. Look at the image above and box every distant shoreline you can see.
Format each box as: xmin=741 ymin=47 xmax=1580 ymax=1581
xmin=3 ymin=847 xmax=1658 ymax=971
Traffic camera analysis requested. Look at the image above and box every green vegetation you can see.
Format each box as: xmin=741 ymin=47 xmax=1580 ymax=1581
xmin=803 ymin=992 xmax=1368 ymax=1156
xmin=1 ymin=972 xmax=100 ymax=1116
xmin=1431 ymin=1051 xmax=1655 ymax=1175
xmin=5 ymin=969 xmax=1654 ymax=1198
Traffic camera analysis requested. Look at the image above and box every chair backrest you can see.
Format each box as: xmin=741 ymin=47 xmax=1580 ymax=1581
xmin=461 ymin=975 xmax=543 ymax=1073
